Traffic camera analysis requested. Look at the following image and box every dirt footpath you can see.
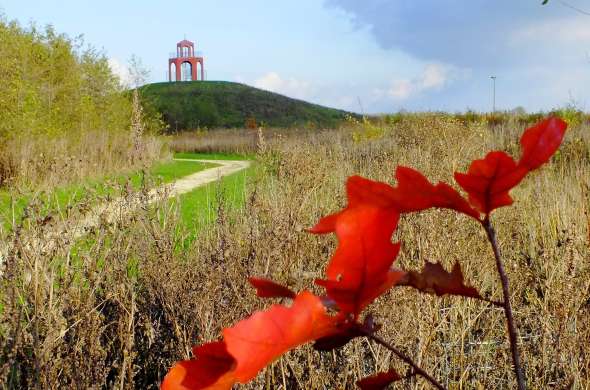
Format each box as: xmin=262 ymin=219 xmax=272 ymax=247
xmin=69 ymin=158 xmax=251 ymax=240
xmin=0 ymin=159 xmax=251 ymax=266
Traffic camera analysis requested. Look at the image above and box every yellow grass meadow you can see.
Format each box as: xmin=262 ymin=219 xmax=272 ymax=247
xmin=2 ymin=115 xmax=589 ymax=388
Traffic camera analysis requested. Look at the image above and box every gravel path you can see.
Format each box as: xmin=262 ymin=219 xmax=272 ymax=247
xmin=0 ymin=159 xmax=251 ymax=264
xmin=167 ymin=159 xmax=250 ymax=196
xmin=68 ymin=158 xmax=251 ymax=240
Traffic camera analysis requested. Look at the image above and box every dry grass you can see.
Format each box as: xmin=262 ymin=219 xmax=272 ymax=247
xmin=1 ymin=115 xmax=589 ymax=389
xmin=0 ymin=130 xmax=165 ymax=190
xmin=167 ymin=127 xmax=319 ymax=155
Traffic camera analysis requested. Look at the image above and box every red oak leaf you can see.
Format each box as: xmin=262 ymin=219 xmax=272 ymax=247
xmin=344 ymin=170 xmax=478 ymax=218
xmin=356 ymin=368 xmax=402 ymax=390
xmin=519 ymin=116 xmax=567 ymax=170
xmin=248 ymin=277 xmax=296 ymax=299
xmin=454 ymin=117 xmax=567 ymax=215
xmin=310 ymin=171 xmax=478 ymax=235
xmin=454 ymin=151 xmax=528 ymax=214
xmin=308 ymin=212 xmax=340 ymax=234
xmin=315 ymin=205 xmax=404 ymax=316
xmin=224 ymin=291 xmax=338 ymax=383
xmin=314 ymin=313 xmax=382 ymax=351
xmin=161 ymin=342 xmax=236 ymax=390
xmin=307 ymin=176 xmax=396 ymax=234
xmin=397 ymin=260 xmax=482 ymax=300
xmin=346 ymin=175 xmax=399 ymax=209
xmin=161 ymin=291 xmax=339 ymax=390
xmin=313 ymin=325 xmax=364 ymax=351
xmin=392 ymin=166 xmax=480 ymax=219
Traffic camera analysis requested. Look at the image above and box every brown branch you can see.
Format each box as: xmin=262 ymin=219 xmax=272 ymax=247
xmin=360 ymin=329 xmax=447 ymax=390
xmin=482 ymin=218 xmax=526 ymax=390
xmin=481 ymin=297 xmax=505 ymax=307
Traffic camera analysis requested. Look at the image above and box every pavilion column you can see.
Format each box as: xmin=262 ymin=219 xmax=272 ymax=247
xmin=191 ymin=60 xmax=197 ymax=81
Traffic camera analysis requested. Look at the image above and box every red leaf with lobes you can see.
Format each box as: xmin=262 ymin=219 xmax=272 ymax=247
xmin=313 ymin=326 xmax=364 ymax=351
xmin=345 ymin=170 xmax=480 ymax=218
xmin=454 ymin=117 xmax=567 ymax=216
xmin=397 ymin=260 xmax=482 ymax=300
xmin=248 ymin=277 xmax=296 ymax=299
xmin=356 ymin=368 xmax=402 ymax=390
xmin=346 ymin=175 xmax=399 ymax=209
xmin=519 ymin=116 xmax=567 ymax=170
xmin=309 ymin=170 xmax=479 ymax=228
xmin=161 ymin=291 xmax=338 ymax=390
xmin=314 ymin=205 xmax=404 ymax=317
xmin=308 ymin=212 xmax=339 ymax=234
xmin=308 ymin=177 xmax=397 ymax=234
xmin=309 ymin=176 xmax=478 ymax=317
xmin=314 ymin=313 xmax=382 ymax=351
xmin=392 ymin=167 xmax=480 ymax=219
xmin=454 ymin=151 xmax=528 ymax=215
xmin=224 ymin=291 xmax=338 ymax=383
xmin=161 ymin=342 xmax=235 ymax=390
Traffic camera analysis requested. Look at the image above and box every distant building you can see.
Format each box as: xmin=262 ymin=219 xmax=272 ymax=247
xmin=168 ymin=39 xmax=204 ymax=82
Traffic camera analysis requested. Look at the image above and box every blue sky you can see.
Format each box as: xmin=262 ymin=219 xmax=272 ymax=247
xmin=2 ymin=0 xmax=589 ymax=113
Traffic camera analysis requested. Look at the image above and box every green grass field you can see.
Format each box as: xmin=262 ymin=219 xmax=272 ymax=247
xmin=168 ymin=154 xmax=258 ymax=249
xmin=174 ymin=151 xmax=252 ymax=161
xmin=0 ymin=158 xmax=216 ymax=231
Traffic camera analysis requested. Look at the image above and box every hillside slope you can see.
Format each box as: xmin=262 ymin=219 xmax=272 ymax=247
xmin=139 ymin=81 xmax=353 ymax=130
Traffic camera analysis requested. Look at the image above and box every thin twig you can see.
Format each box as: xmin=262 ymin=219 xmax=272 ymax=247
xmin=360 ymin=329 xmax=447 ymax=390
xmin=482 ymin=218 xmax=526 ymax=390
xmin=557 ymin=0 xmax=590 ymax=16
xmin=480 ymin=297 xmax=505 ymax=308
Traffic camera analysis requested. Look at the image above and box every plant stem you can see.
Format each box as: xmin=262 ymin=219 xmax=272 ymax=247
xmin=482 ymin=218 xmax=526 ymax=390
xmin=361 ymin=330 xmax=447 ymax=390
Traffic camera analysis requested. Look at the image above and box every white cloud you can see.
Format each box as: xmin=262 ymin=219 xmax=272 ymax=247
xmin=108 ymin=58 xmax=132 ymax=87
xmin=389 ymin=80 xmax=413 ymax=99
xmin=385 ymin=63 xmax=468 ymax=101
xmin=421 ymin=64 xmax=448 ymax=89
xmin=253 ymin=72 xmax=314 ymax=100
xmin=511 ymin=18 xmax=590 ymax=47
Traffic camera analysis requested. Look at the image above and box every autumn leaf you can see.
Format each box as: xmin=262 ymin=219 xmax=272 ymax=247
xmin=314 ymin=313 xmax=381 ymax=351
xmin=392 ymin=166 xmax=480 ymax=218
xmin=519 ymin=116 xmax=567 ymax=170
xmin=308 ymin=212 xmax=340 ymax=234
xmin=345 ymin=169 xmax=480 ymax=218
xmin=161 ymin=342 xmax=236 ymax=390
xmin=248 ymin=277 xmax=296 ymax=299
xmin=313 ymin=326 xmax=364 ymax=351
xmin=314 ymin=205 xmax=405 ymax=317
xmin=161 ymin=291 xmax=338 ymax=390
xmin=346 ymin=175 xmax=399 ymax=209
xmin=224 ymin=291 xmax=338 ymax=382
xmin=308 ymin=176 xmax=397 ymax=234
xmin=454 ymin=117 xmax=567 ymax=215
xmin=454 ymin=151 xmax=528 ymax=214
xmin=397 ymin=260 xmax=482 ymax=300
xmin=356 ymin=368 xmax=402 ymax=390
xmin=310 ymin=171 xmax=478 ymax=234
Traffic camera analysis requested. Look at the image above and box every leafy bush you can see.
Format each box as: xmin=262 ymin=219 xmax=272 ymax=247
xmin=0 ymin=16 xmax=164 ymax=188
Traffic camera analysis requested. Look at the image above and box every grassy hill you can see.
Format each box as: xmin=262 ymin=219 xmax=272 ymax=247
xmin=139 ymin=81 xmax=354 ymax=130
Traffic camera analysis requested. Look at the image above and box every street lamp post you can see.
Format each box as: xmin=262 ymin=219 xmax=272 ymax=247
xmin=490 ymin=76 xmax=497 ymax=113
